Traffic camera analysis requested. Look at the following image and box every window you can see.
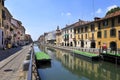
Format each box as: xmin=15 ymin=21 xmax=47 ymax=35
xmin=81 ymin=28 xmax=83 ymax=33
xmin=81 ymin=34 xmax=83 ymax=40
xmin=67 ymin=29 xmax=68 ymax=33
xmin=2 ymin=10 xmax=6 ymax=19
xmin=74 ymin=29 xmax=76 ymax=34
xmin=70 ymin=34 xmax=72 ymax=38
xmin=111 ymin=18 xmax=115 ymax=27
xmin=119 ymin=31 xmax=120 ymax=40
xmin=110 ymin=29 xmax=116 ymax=37
xmin=71 ymin=28 xmax=72 ymax=32
xmin=92 ymin=33 xmax=94 ymax=39
xmin=97 ymin=31 xmax=102 ymax=38
xmin=78 ymin=35 xmax=80 ymax=39
xmin=98 ymin=42 xmax=101 ymax=45
xmin=85 ymin=26 xmax=88 ymax=32
xmin=78 ymin=41 xmax=79 ymax=45
xmin=103 ymin=20 xmax=108 ymax=26
xmin=118 ymin=16 xmax=120 ymax=24
xmin=78 ymin=28 xmax=80 ymax=33
xmin=85 ymin=34 xmax=87 ymax=39
xmin=104 ymin=30 xmax=107 ymax=38
xmin=98 ymin=22 xmax=101 ymax=30
xmin=91 ymin=24 xmax=95 ymax=31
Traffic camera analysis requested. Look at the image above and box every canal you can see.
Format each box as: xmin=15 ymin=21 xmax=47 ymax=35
xmin=36 ymin=45 xmax=120 ymax=80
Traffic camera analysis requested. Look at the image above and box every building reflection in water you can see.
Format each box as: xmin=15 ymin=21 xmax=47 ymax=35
xmin=54 ymin=48 xmax=120 ymax=80
xmin=38 ymin=45 xmax=120 ymax=80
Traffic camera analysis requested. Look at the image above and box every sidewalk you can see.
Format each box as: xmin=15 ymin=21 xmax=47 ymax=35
xmin=0 ymin=45 xmax=32 ymax=80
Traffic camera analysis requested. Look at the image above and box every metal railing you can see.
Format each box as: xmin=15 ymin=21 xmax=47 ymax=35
xmin=27 ymin=48 xmax=33 ymax=80
xmin=27 ymin=45 xmax=40 ymax=80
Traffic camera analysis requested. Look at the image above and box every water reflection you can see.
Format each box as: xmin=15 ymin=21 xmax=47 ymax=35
xmin=37 ymin=62 xmax=51 ymax=69
xmin=38 ymin=45 xmax=120 ymax=80
xmin=34 ymin=46 xmax=41 ymax=53
xmin=55 ymin=48 xmax=120 ymax=80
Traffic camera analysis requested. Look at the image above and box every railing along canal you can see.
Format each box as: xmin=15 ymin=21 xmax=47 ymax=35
xmin=27 ymin=45 xmax=40 ymax=80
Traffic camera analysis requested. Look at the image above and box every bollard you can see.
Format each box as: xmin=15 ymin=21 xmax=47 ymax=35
xmin=23 ymin=60 xmax=30 ymax=71
xmin=26 ymin=54 xmax=30 ymax=60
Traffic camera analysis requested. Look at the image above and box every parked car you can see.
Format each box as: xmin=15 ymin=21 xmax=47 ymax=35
xmin=12 ymin=43 xmax=18 ymax=48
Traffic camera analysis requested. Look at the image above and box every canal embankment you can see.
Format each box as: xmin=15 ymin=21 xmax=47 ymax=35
xmin=45 ymin=44 xmax=100 ymax=61
xmin=44 ymin=44 xmax=120 ymax=64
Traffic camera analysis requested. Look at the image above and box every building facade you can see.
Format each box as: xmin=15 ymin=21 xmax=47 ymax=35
xmin=95 ymin=11 xmax=120 ymax=50
xmin=11 ymin=18 xmax=26 ymax=45
xmin=56 ymin=26 xmax=62 ymax=46
xmin=74 ymin=11 xmax=120 ymax=49
xmin=0 ymin=0 xmax=5 ymax=49
xmin=44 ymin=31 xmax=56 ymax=44
xmin=74 ymin=21 xmax=97 ymax=48
xmin=38 ymin=9 xmax=120 ymax=50
xmin=62 ymin=20 xmax=88 ymax=47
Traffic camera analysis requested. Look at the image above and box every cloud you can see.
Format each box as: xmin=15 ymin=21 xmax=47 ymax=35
xmin=61 ymin=12 xmax=72 ymax=16
xmin=66 ymin=12 xmax=71 ymax=16
xmin=107 ymin=5 xmax=117 ymax=11
xmin=96 ymin=8 xmax=102 ymax=14
xmin=26 ymin=30 xmax=30 ymax=34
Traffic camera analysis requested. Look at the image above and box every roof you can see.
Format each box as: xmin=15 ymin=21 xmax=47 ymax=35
xmin=11 ymin=18 xmax=22 ymax=24
xmin=95 ymin=10 xmax=120 ymax=22
xmin=74 ymin=10 xmax=120 ymax=27
xmin=4 ymin=7 xmax=13 ymax=17
xmin=62 ymin=19 xmax=89 ymax=30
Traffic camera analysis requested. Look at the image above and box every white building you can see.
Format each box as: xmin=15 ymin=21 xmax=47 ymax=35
xmin=44 ymin=31 xmax=56 ymax=44
xmin=62 ymin=24 xmax=75 ymax=46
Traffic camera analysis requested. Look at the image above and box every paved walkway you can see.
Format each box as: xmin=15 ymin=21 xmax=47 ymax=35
xmin=0 ymin=45 xmax=32 ymax=80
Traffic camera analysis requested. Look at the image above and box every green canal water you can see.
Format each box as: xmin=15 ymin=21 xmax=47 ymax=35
xmin=37 ymin=46 xmax=120 ymax=80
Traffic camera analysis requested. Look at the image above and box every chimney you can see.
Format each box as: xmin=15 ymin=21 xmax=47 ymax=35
xmin=79 ymin=19 xmax=82 ymax=22
xmin=94 ymin=17 xmax=101 ymax=21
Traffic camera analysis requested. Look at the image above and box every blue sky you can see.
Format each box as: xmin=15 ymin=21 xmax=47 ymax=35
xmin=5 ymin=0 xmax=120 ymax=40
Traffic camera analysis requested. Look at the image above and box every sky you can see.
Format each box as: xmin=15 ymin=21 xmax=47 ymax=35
xmin=5 ymin=0 xmax=120 ymax=40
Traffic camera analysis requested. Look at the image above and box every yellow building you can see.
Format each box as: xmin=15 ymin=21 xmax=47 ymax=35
xmin=56 ymin=26 xmax=62 ymax=46
xmin=74 ymin=21 xmax=98 ymax=48
xmin=74 ymin=11 xmax=120 ymax=49
xmin=95 ymin=11 xmax=120 ymax=49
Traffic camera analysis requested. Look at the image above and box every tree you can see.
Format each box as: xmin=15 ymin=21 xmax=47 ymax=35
xmin=106 ymin=7 xmax=120 ymax=16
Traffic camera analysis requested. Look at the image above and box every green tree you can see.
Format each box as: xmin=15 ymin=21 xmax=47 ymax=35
xmin=106 ymin=7 xmax=120 ymax=16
